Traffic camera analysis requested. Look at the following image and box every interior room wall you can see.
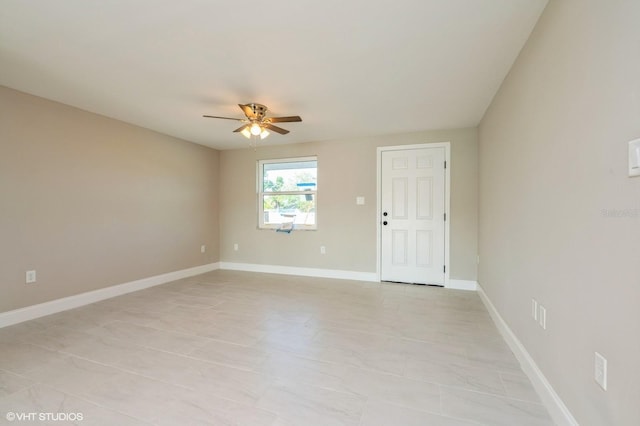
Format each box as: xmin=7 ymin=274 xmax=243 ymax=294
xmin=219 ymin=127 xmax=478 ymax=281
xmin=478 ymin=1 xmax=640 ymax=424
xmin=0 ymin=86 xmax=220 ymax=313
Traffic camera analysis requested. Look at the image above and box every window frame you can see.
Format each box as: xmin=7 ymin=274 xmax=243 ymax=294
xmin=257 ymin=156 xmax=318 ymax=230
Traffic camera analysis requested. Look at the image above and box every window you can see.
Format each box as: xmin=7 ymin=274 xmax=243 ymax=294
xmin=258 ymin=157 xmax=317 ymax=230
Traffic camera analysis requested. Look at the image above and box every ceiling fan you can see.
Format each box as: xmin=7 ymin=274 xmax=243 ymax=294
xmin=203 ymin=103 xmax=302 ymax=140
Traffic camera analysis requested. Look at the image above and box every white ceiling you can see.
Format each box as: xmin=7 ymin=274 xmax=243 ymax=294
xmin=0 ymin=0 xmax=547 ymax=150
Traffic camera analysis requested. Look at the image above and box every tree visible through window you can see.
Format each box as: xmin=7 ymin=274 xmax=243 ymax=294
xmin=258 ymin=157 xmax=317 ymax=230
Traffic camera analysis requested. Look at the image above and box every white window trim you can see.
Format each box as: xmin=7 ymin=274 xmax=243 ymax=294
xmin=257 ymin=156 xmax=318 ymax=230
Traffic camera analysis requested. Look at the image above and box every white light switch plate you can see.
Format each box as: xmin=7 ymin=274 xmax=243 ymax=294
xmin=629 ymin=138 xmax=640 ymax=177
xmin=595 ymin=352 xmax=607 ymax=390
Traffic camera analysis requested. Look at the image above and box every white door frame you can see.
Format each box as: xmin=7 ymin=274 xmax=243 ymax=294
xmin=376 ymin=142 xmax=451 ymax=286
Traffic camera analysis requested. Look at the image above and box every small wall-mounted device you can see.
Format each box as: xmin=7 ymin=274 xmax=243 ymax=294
xmin=629 ymin=138 xmax=640 ymax=177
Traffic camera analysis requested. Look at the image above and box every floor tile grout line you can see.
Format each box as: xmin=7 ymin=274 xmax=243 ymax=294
xmin=52 ymin=344 xmax=264 ymax=375
xmin=438 ymin=382 xmax=552 ymax=406
xmin=32 ymin=318 xmax=279 ymax=359
xmin=497 ymin=369 xmax=510 ymax=401
xmin=29 ymin=352 xmax=279 ymax=414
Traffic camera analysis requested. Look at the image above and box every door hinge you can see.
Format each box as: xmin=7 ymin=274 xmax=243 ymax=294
xmin=443 ymin=265 xmax=446 ymax=273
xmin=444 ymin=161 xmax=447 ymax=169
xmin=444 ymin=213 xmax=446 ymax=221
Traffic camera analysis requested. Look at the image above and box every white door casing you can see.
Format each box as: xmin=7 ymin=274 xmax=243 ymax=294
xmin=379 ymin=145 xmax=448 ymax=285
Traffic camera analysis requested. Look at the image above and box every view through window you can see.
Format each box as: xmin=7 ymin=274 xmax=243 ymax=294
xmin=258 ymin=157 xmax=317 ymax=230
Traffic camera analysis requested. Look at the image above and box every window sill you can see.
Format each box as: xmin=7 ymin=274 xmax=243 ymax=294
xmin=257 ymin=227 xmax=317 ymax=231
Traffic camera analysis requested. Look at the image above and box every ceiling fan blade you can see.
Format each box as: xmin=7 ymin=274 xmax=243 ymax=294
xmin=233 ymin=124 xmax=250 ymax=133
xmin=264 ymin=123 xmax=290 ymax=135
xmin=268 ymin=116 xmax=302 ymax=123
xmin=203 ymin=115 xmax=244 ymax=121
xmin=238 ymin=104 xmax=257 ymax=119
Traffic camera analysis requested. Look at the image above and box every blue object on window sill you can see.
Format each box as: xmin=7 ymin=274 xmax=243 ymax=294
xmin=276 ymin=222 xmax=295 ymax=233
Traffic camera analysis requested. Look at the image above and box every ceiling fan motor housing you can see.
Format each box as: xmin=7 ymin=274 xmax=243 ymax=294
xmin=248 ymin=103 xmax=268 ymax=120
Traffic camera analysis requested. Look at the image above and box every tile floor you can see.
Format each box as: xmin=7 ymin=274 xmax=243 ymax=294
xmin=0 ymin=270 xmax=554 ymax=425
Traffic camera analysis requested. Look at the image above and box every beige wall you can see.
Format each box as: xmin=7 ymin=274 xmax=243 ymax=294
xmin=0 ymin=86 xmax=220 ymax=313
xmin=478 ymin=1 xmax=640 ymax=425
xmin=219 ymin=128 xmax=478 ymax=281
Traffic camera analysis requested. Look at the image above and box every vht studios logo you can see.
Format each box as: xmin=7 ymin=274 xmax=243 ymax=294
xmin=5 ymin=412 xmax=84 ymax=422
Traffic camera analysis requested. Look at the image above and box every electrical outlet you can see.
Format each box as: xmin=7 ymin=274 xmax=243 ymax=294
xmin=539 ymin=305 xmax=547 ymax=329
xmin=26 ymin=270 xmax=37 ymax=284
xmin=201 ymin=245 xmax=206 ymax=253
xmin=595 ymin=352 xmax=607 ymax=390
xmin=532 ymin=299 xmax=538 ymax=321
xmin=233 ymin=243 xmax=239 ymax=251
xmin=320 ymin=246 xmax=326 ymax=254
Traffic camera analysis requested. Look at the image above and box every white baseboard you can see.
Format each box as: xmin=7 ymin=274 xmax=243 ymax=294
xmin=219 ymin=262 xmax=378 ymax=282
xmin=0 ymin=262 xmax=220 ymax=329
xmin=477 ymin=284 xmax=578 ymax=426
xmin=447 ymin=279 xmax=478 ymax=291
xmin=219 ymin=263 xmax=476 ymax=289
xmin=1 ymin=262 xmax=469 ymax=329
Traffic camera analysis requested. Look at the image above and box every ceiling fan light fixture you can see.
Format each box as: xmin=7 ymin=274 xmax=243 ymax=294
xmin=260 ymin=129 xmax=270 ymax=139
xmin=250 ymin=123 xmax=263 ymax=136
xmin=240 ymin=127 xmax=252 ymax=138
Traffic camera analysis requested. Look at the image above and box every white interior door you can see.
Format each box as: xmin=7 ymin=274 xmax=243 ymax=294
xmin=380 ymin=147 xmax=446 ymax=285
